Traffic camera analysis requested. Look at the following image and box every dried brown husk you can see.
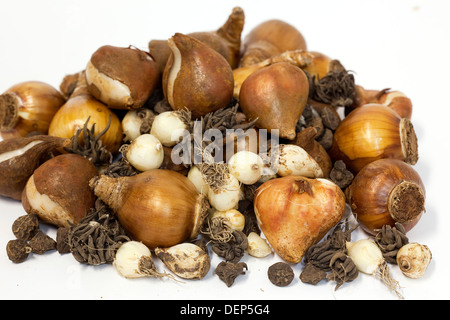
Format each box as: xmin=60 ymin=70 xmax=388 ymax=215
xmin=329 ymin=160 xmax=354 ymax=190
xmin=0 ymin=135 xmax=70 ymax=200
xmin=28 ymin=230 xmax=56 ymax=254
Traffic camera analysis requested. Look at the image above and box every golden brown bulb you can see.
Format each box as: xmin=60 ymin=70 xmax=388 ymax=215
xmin=90 ymin=169 xmax=209 ymax=249
xmin=0 ymin=81 xmax=65 ymax=139
xmin=48 ymin=94 xmax=123 ymax=154
xmin=346 ymin=159 xmax=425 ymax=235
xmin=329 ymin=104 xmax=418 ymax=173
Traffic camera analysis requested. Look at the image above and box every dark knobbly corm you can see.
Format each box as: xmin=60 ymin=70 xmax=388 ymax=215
xmin=300 ymin=263 xmax=327 ymax=285
xmin=28 ymin=230 xmax=57 ymax=254
xmin=330 ymin=160 xmax=354 ymax=189
xmin=215 ymin=261 xmax=248 ymax=287
xmin=12 ymin=214 xmax=39 ymax=241
xmin=6 ymin=239 xmax=32 ymax=263
xmin=268 ymin=262 xmax=295 ymax=287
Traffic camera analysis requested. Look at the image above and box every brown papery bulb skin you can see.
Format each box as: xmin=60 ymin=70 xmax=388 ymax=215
xmin=90 ymin=169 xmax=209 ymax=249
xmin=346 ymin=159 xmax=425 ymax=235
xmin=254 ymin=176 xmax=346 ymax=263
xmin=48 ymin=94 xmax=123 ymax=154
xmin=329 ymin=104 xmax=418 ymax=173
xmin=0 ymin=81 xmax=65 ymax=139
xmin=239 ymin=62 xmax=309 ymax=140
xmin=162 ymin=33 xmax=234 ymax=119
xmin=86 ymin=45 xmax=160 ymax=110
xmin=21 ymin=154 xmax=98 ymax=227
xmin=240 ymin=19 xmax=307 ymax=67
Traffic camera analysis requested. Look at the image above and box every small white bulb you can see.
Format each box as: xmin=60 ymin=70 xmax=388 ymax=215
xmin=228 ymin=150 xmax=264 ymax=185
xmin=122 ymin=109 xmax=155 ymax=142
xmin=126 ymin=134 xmax=164 ymax=171
xmin=246 ymin=232 xmax=272 ymax=258
xmin=150 ymin=111 xmax=188 ymax=147
xmin=207 ymin=174 xmax=241 ymax=211
xmin=113 ymin=241 xmax=151 ymax=278
xmin=346 ymin=239 xmax=384 ymax=275
xmin=274 ymin=144 xmax=323 ymax=178
xmin=187 ymin=166 xmax=209 ymax=195
xmin=211 ymin=209 xmax=245 ymax=231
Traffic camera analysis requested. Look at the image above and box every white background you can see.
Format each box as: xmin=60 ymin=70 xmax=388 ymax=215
xmin=1 ymin=0 xmax=449 ymax=300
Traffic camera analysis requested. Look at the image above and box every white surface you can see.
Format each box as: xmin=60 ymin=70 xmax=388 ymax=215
xmin=1 ymin=0 xmax=449 ymax=300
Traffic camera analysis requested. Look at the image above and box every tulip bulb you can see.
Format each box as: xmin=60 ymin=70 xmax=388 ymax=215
xmin=22 ymin=154 xmax=98 ymax=227
xmin=0 ymin=135 xmax=70 ymax=200
xmin=149 ymin=7 xmax=245 ymax=71
xmin=346 ymin=159 xmax=425 ymax=235
xmin=232 ymin=50 xmax=313 ymax=99
xmin=329 ymin=104 xmax=418 ymax=173
xmin=240 ymin=19 xmax=307 ymax=67
xmin=85 ymin=45 xmax=160 ymax=110
xmin=254 ymin=176 xmax=346 ymax=263
xmin=90 ymin=169 xmax=209 ymax=249
xmin=0 ymin=81 xmax=65 ymax=139
xmin=239 ymin=62 xmax=309 ymax=140
xmin=162 ymin=33 xmax=234 ymax=119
